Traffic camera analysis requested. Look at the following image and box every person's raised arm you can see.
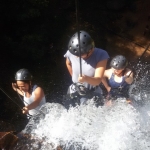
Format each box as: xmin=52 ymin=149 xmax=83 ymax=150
xmin=125 ymin=69 xmax=134 ymax=84
xmin=66 ymin=58 xmax=72 ymax=76
xmin=12 ymin=83 xmax=24 ymax=96
xmin=101 ymin=70 xmax=111 ymax=92
xmin=78 ymin=59 xmax=108 ymax=86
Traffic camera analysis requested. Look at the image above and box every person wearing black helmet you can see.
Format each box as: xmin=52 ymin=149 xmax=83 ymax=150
xmin=12 ymin=68 xmax=46 ymax=115
xmin=101 ymin=55 xmax=133 ymax=105
xmin=64 ymin=30 xmax=109 ymax=109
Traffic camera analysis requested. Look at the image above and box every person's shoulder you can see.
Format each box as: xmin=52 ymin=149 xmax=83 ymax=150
xmin=64 ymin=50 xmax=71 ymax=58
xmin=34 ymin=86 xmax=44 ymax=96
xmin=33 ymin=85 xmax=43 ymax=92
xmin=94 ymin=48 xmax=109 ymax=58
xmin=33 ymin=86 xmax=45 ymax=100
xmin=95 ymin=47 xmax=108 ymax=53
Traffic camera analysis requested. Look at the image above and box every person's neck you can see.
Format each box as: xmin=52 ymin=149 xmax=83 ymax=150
xmin=116 ymin=70 xmax=125 ymax=77
xmin=83 ymin=48 xmax=94 ymax=60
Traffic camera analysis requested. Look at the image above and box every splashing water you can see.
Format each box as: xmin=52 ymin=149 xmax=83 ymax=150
xmin=15 ymin=99 xmax=150 ymax=150
xmin=14 ymin=63 xmax=150 ymax=150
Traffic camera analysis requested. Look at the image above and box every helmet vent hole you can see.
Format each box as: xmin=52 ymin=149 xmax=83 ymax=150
xmin=73 ymin=49 xmax=77 ymax=53
xmin=84 ymin=35 xmax=86 ymax=37
xmin=76 ymin=44 xmax=79 ymax=47
xmin=83 ymin=42 xmax=85 ymax=45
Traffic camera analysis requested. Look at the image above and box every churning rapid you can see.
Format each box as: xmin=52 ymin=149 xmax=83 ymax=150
xmin=14 ymin=63 xmax=150 ymax=150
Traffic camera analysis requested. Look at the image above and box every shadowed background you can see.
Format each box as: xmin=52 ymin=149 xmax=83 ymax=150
xmin=0 ymin=0 xmax=150 ymax=132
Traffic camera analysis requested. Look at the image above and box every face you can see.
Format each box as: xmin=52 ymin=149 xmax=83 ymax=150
xmin=16 ymin=81 xmax=30 ymax=92
xmin=111 ymin=68 xmax=124 ymax=75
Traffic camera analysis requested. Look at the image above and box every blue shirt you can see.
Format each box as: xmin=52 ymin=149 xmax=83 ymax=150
xmin=108 ymin=73 xmax=130 ymax=98
xmin=64 ymin=47 xmax=109 ymax=90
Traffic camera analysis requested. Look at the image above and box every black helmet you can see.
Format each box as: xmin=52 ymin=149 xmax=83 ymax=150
xmin=15 ymin=69 xmax=32 ymax=81
xmin=110 ymin=55 xmax=128 ymax=70
xmin=68 ymin=30 xmax=95 ymax=56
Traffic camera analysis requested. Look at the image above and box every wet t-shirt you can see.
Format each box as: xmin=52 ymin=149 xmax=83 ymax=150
xmin=64 ymin=47 xmax=109 ymax=90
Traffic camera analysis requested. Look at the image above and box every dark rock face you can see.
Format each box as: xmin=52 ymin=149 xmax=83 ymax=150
xmin=106 ymin=0 xmax=127 ymax=10
xmin=0 ymin=132 xmax=18 ymax=150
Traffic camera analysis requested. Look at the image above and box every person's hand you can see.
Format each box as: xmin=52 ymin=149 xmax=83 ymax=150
xmin=124 ymin=75 xmax=130 ymax=81
xmin=126 ymin=99 xmax=132 ymax=104
xmin=106 ymin=86 xmax=111 ymax=92
xmin=22 ymin=107 xmax=29 ymax=114
xmin=12 ymin=83 xmax=17 ymax=89
xmin=124 ymin=72 xmax=133 ymax=84
xmin=78 ymin=74 xmax=87 ymax=83
xmin=125 ymin=70 xmax=132 ymax=78
xmin=105 ymin=100 xmax=112 ymax=106
xmin=106 ymin=92 xmax=111 ymax=100
xmin=12 ymin=82 xmax=19 ymax=91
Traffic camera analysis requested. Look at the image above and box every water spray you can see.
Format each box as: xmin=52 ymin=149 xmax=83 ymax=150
xmin=111 ymin=43 xmax=150 ymax=95
xmin=127 ymin=43 xmax=150 ymax=107
xmin=132 ymin=43 xmax=150 ymax=82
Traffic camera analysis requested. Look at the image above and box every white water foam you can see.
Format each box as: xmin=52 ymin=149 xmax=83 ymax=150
xmin=18 ymin=63 xmax=150 ymax=150
xmin=20 ymin=98 xmax=150 ymax=150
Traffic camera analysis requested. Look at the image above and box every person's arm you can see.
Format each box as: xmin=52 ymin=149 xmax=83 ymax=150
xmin=66 ymin=58 xmax=72 ymax=76
xmin=22 ymin=87 xmax=45 ymax=114
xmin=78 ymin=59 xmax=108 ymax=86
xmin=101 ymin=70 xmax=111 ymax=92
xmin=125 ymin=69 xmax=134 ymax=84
xmin=12 ymin=83 xmax=24 ymax=96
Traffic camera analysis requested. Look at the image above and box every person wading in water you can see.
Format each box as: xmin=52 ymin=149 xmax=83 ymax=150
xmin=64 ymin=30 xmax=109 ymax=109
xmin=12 ymin=68 xmax=46 ymax=116
xmin=101 ymin=55 xmax=134 ymax=106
